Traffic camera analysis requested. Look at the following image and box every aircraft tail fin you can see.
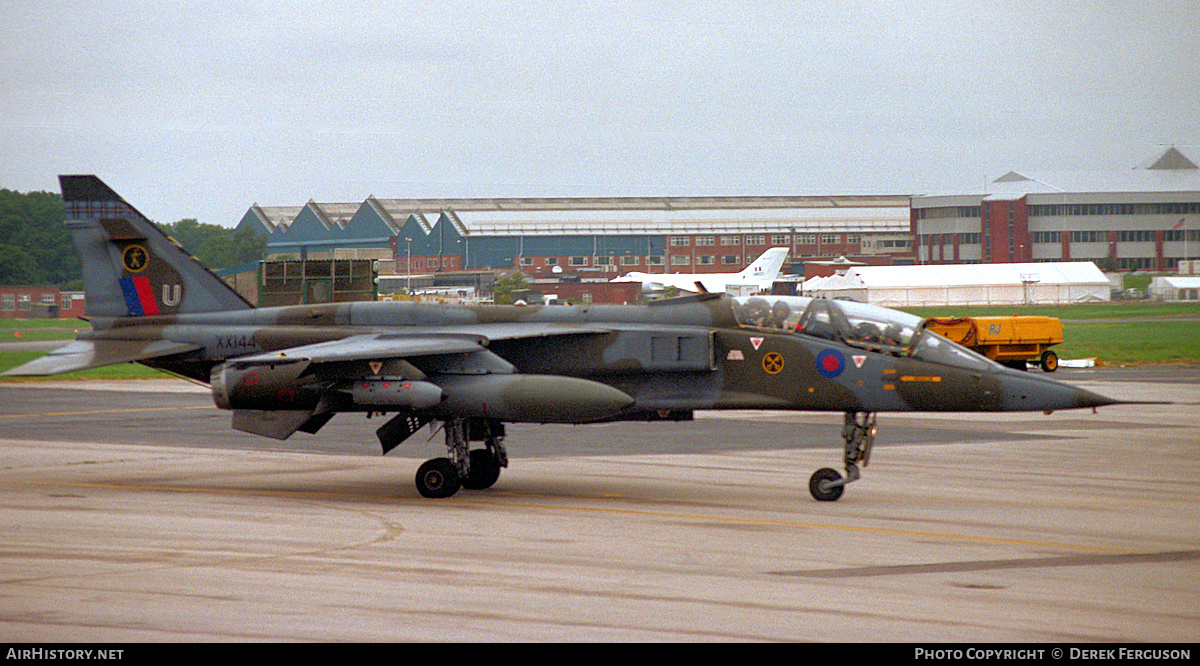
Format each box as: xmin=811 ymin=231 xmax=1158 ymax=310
xmin=59 ymin=175 xmax=254 ymax=320
xmin=737 ymin=247 xmax=789 ymax=282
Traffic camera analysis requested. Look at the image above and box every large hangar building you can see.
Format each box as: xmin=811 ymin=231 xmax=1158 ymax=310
xmin=912 ymin=147 xmax=1200 ymax=271
xmin=230 ymin=147 xmax=1200 ymax=306
xmin=237 ymin=194 xmax=916 ymax=283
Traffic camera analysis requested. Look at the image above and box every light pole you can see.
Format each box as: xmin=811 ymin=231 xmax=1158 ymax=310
xmin=404 ymin=237 xmax=412 ymax=296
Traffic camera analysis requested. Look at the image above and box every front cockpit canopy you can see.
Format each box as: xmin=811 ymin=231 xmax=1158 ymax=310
xmin=731 ymin=295 xmax=1002 ymax=372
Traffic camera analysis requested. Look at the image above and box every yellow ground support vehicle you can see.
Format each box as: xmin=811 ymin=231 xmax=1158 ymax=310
xmin=924 ymin=315 xmax=1064 ymax=371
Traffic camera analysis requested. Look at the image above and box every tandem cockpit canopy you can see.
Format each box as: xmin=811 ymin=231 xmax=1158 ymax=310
xmin=731 ymin=295 xmax=1003 ymax=372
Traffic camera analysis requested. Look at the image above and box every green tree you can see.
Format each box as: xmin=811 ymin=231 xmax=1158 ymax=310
xmin=0 ymin=188 xmax=76 ymax=285
xmin=490 ymin=272 xmax=529 ymax=304
xmin=160 ymin=218 xmax=266 ymax=270
xmin=0 ymin=244 xmax=39 ymax=284
xmin=229 ymin=224 xmax=268 ymax=266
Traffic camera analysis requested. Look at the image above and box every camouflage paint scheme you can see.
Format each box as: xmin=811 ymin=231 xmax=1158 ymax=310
xmin=5 ymin=176 xmax=1119 ymax=501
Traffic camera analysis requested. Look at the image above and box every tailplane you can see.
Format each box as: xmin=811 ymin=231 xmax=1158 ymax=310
xmin=60 ymin=175 xmax=253 ymax=319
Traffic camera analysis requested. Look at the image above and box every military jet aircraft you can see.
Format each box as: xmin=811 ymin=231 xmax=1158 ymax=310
xmin=611 ymin=246 xmax=789 ymax=294
xmin=5 ymin=176 xmax=1120 ymax=502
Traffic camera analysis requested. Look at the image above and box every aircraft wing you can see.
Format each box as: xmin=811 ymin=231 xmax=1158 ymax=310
xmin=216 ymin=322 xmax=619 ymax=441
xmin=229 ymin=322 xmax=612 ymax=367
xmin=2 ymin=339 xmax=202 ymax=376
xmin=643 ymin=273 xmax=727 ymax=293
xmin=228 ymin=334 xmax=488 ymax=366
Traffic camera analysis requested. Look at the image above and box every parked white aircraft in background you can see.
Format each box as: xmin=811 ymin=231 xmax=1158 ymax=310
xmin=612 ymin=247 xmax=790 ymax=294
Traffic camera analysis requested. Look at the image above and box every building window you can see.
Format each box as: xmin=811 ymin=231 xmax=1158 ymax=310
xmin=722 ymin=255 xmax=741 ymax=265
xmin=1070 ymin=231 xmax=1106 ymax=243
xmin=797 ymin=233 xmax=816 ymax=245
xmin=595 ymin=256 xmax=612 ymax=265
xmin=670 ymin=255 xmax=691 ymax=266
xmin=1118 ymin=230 xmax=1155 ymax=243
xmin=771 ymin=234 xmax=790 ymax=245
xmin=621 ymin=255 xmax=640 ymax=266
xmin=545 ymin=256 xmax=557 ymax=265
xmin=2 ymin=294 xmax=13 ymax=311
xmin=520 ymin=257 xmax=533 ymax=266
xmin=1118 ymin=257 xmax=1154 ymax=270
xmin=697 ymin=255 xmax=714 ymax=265
xmin=721 ymin=236 xmax=741 ymax=245
xmin=745 ymin=234 xmax=764 ymax=245
xmin=647 ymin=256 xmax=663 ymax=265
xmin=696 ymin=236 xmax=715 ymax=246
xmin=18 ymin=295 xmax=31 ymax=311
xmin=1033 ymin=231 xmax=1062 ymax=244
xmin=570 ymin=256 xmax=588 ymax=266
xmin=670 ymin=237 xmax=690 ymax=246
xmin=821 ymin=234 xmax=840 ymax=245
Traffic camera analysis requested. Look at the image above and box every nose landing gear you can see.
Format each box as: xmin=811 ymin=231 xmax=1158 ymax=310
xmin=809 ymin=411 xmax=876 ymax=502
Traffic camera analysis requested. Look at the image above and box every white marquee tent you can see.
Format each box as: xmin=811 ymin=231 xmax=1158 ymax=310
xmin=1148 ymin=276 xmax=1200 ymax=301
xmin=802 ymin=262 xmax=1111 ymax=306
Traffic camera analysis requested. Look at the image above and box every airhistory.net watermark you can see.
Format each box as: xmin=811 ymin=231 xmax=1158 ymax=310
xmin=6 ymin=649 xmax=123 ymax=661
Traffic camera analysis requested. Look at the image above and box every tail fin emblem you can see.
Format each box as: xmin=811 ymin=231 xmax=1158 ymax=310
xmin=122 ymin=245 xmax=149 ymax=272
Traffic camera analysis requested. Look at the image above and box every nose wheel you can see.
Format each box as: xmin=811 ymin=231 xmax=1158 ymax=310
xmin=809 ymin=412 xmax=876 ymax=502
xmin=809 ymin=467 xmax=845 ymax=502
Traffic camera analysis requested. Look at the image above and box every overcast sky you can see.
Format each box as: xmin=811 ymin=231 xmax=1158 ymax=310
xmin=3 ymin=0 xmax=1198 ymax=226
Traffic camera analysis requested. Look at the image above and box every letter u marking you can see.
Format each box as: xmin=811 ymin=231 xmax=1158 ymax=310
xmin=162 ymin=284 xmax=182 ymax=306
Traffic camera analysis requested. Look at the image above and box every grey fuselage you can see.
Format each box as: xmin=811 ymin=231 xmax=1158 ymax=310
xmin=84 ymin=295 xmax=1112 ymax=420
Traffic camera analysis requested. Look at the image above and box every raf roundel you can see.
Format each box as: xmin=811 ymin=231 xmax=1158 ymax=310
xmin=816 ymin=349 xmax=845 ymax=378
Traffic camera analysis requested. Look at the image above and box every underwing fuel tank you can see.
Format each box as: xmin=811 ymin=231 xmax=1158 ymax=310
xmin=432 ymin=374 xmax=635 ymax=423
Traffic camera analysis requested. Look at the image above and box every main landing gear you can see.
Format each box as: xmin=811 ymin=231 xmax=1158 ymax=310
xmin=809 ymin=411 xmax=877 ymax=502
xmin=415 ymin=418 xmax=508 ymax=499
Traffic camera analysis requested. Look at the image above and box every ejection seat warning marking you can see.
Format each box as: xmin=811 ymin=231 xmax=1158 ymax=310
xmin=749 ymin=337 xmax=764 ymax=350
xmin=726 ymin=349 xmax=744 ymax=361
xmin=762 ymin=352 xmax=784 ymax=374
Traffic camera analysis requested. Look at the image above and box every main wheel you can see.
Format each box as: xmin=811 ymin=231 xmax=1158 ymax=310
xmin=809 ymin=467 xmax=845 ymax=502
xmin=461 ymin=449 xmax=502 ymax=490
xmin=1040 ymin=350 xmax=1059 ymax=372
xmin=415 ymin=458 xmax=461 ymax=498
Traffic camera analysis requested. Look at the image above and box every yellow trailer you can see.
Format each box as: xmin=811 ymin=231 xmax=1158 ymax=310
xmin=924 ymin=315 xmax=1064 ymax=371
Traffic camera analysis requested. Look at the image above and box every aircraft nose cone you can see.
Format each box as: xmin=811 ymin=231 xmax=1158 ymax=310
xmin=997 ymin=370 xmax=1118 ymax=411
